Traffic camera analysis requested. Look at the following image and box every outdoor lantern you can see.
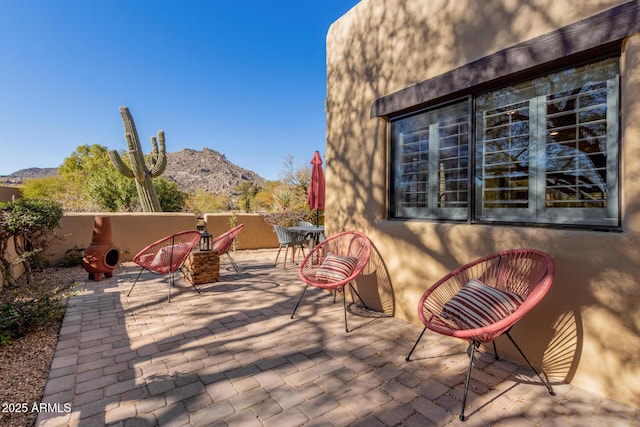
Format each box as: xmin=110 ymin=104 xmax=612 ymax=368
xmin=199 ymin=230 xmax=212 ymax=251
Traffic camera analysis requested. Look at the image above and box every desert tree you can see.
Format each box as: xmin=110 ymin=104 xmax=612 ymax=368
xmin=0 ymin=199 xmax=63 ymax=286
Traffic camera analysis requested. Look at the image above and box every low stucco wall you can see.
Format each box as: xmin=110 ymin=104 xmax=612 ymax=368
xmin=46 ymin=212 xmax=280 ymax=265
xmin=204 ymin=213 xmax=279 ymax=249
xmin=326 ymin=0 xmax=639 ymax=408
xmin=1 ymin=183 xmax=279 ymax=271
xmin=4 ymin=211 xmax=280 ymax=285
xmin=48 ymin=213 xmax=198 ymax=263
xmin=0 ymin=186 xmax=21 ymax=202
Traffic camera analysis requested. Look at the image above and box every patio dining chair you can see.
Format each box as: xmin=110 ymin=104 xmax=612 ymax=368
xmin=127 ymin=230 xmax=201 ymax=302
xmin=273 ymin=224 xmax=307 ymax=269
xmin=290 ymin=231 xmax=372 ymax=332
xmin=405 ymin=248 xmax=556 ymax=421
xmin=210 ymin=224 xmax=244 ymax=272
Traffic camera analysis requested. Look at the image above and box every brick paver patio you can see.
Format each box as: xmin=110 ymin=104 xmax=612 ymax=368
xmin=35 ymin=249 xmax=639 ymax=426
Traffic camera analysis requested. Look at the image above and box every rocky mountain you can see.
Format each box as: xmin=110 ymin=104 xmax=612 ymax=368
xmin=0 ymin=167 xmax=58 ymax=185
xmin=0 ymin=148 xmax=266 ymax=195
xmin=163 ymin=148 xmax=266 ymax=194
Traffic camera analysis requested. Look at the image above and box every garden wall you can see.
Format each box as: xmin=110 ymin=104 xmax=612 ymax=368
xmin=45 ymin=212 xmax=279 ymax=265
xmin=0 ymin=186 xmax=21 ymax=202
xmin=1 ymin=183 xmax=281 ymax=285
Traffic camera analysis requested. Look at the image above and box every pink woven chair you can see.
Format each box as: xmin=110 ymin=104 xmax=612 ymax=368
xmin=405 ymin=249 xmax=556 ymax=421
xmin=210 ymin=224 xmax=244 ymax=272
xmin=290 ymin=231 xmax=372 ymax=332
xmin=127 ymin=230 xmax=201 ymax=302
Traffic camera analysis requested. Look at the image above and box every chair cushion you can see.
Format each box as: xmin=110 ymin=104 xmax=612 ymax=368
xmin=149 ymin=243 xmax=191 ymax=269
xmin=441 ymin=279 xmax=525 ymax=329
xmin=315 ymin=253 xmax=359 ymax=282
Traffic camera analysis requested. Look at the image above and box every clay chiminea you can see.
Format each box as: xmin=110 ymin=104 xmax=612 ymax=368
xmin=82 ymin=216 xmax=119 ymax=281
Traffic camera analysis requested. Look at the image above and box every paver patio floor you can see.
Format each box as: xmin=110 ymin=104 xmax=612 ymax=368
xmin=35 ymin=249 xmax=639 ymax=426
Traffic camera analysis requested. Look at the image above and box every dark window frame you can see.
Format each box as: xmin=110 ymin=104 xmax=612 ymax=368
xmin=377 ymin=2 xmax=637 ymax=230
xmin=473 ymin=58 xmax=620 ymax=228
xmin=372 ymin=1 xmax=638 ymax=120
xmin=389 ymin=98 xmax=472 ymax=221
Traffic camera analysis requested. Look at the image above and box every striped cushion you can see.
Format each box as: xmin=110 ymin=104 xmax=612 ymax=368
xmin=315 ymin=253 xmax=359 ymax=282
xmin=441 ymin=279 xmax=525 ymax=329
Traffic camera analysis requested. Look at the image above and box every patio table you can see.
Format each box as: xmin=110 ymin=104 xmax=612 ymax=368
xmin=286 ymin=225 xmax=325 ymax=250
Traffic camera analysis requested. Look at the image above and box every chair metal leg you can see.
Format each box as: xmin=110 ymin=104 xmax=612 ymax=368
xmin=342 ymin=288 xmax=349 ymax=332
xmin=180 ymin=268 xmax=201 ymax=294
xmin=460 ymin=341 xmax=479 ymax=421
xmin=337 ymin=283 xmax=370 ymax=333
xmin=227 ymin=252 xmax=240 ymax=272
xmin=493 ymin=341 xmax=499 ymax=360
xmin=505 ymin=332 xmax=555 ymax=395
xmin=406 ymin=326 xmax=427 ymax=361
xmin=348 ymin=283 xmax=370 ymax=310
xmin=291 ymin=284 xmax=309 ymax=319
xmin=127 ymin=267 xmax=145 ymax=297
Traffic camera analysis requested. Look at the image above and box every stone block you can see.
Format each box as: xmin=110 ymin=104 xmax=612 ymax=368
xmin=183 ymin=250 xmax=220 ymax=285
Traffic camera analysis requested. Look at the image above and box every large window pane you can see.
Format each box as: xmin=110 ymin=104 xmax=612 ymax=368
xmin=478 ymin=101 xmax=531 ymax=210
xmin=390 ymin=101 xmax=469 ymax=220
xmin=475 ymin=58 xmax=619 ymax=227
xmin=545 ymin=81 xmax=610 ymax=208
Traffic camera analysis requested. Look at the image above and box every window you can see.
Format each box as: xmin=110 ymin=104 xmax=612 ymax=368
xmin=388 ymin=57 xmax=620 ymax=228
xmin=390 ymin=101 xmax=470 ymax=220
xmin=475 ymin=58 xmax=619 ymax=227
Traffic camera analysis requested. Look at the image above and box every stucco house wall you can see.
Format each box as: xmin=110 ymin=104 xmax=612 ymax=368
xmin=326 ymin=0 xmax=639 ymax=408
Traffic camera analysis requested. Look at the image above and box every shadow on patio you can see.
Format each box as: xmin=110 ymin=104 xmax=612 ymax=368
xmin=36 ymin=249 xmax=639 ymax=426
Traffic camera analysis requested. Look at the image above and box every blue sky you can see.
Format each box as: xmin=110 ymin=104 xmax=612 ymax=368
xmin=0 ymin=1 xmax=359 ymax=180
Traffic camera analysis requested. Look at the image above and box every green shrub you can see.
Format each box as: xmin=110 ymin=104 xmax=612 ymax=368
xmin=0 ymin=287 xmax=71 ymax=347
xmin=58 ymin=246 xmax=84 ymax=267
xmin=0 ymin=198 xmax=63 ymax=286
xmin=261 ymin=211 xmax=309 ymax=228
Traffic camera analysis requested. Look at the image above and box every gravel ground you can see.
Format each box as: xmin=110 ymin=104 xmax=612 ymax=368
xmin=0 ymin=265 xmax=84 ymax=427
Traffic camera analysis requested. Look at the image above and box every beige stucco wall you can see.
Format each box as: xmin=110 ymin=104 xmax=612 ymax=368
xmin=204 ymin=213 xmax=279 ymax=249
xmin=3 ymin=211 xmax=278 ymax=286
xmin=326 ymin=0 xmax=639 ymax=408
xmin=45 ymin=212 xmax=280 ymax=265
xmin=0 ymin=186 xmax=21 ymax=202
xmin=48 ymin=213 xmax=198 ymax=263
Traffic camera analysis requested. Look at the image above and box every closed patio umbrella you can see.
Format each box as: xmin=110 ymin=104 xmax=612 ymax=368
xmin=307 ymin=151 xmax=325 ymax=226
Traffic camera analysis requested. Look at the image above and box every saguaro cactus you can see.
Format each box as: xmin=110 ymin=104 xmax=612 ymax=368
xmin=108 ymin=106 xmax=167 ymax=212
